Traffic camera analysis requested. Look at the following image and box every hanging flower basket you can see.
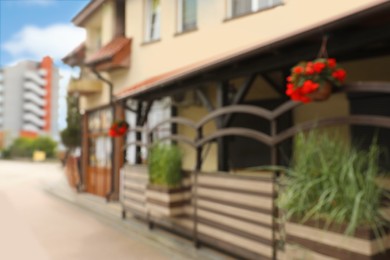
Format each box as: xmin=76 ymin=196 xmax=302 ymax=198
xmin=108 ymin=120 xmax=129 ymax=137
xmin=286 ymin=58 xmax=346 ymax=103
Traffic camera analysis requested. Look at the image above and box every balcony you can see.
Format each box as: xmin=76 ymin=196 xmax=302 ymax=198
xmin=25 ymin=70 xmax=47 ymax=86
xmin=23 ymin=103 xmax=46 ymax=117
xmin=24 ymin=82 xmax=47 ymax=97
xmin=23 ymin=113 xmax=45 ymax=128
xmin=67 ymin=78 xmax=103 ymax=95
xmin=23 ymin=92 xmax=46 ymax=106
xmin=22 ymin=123 xmax=41 ymax=133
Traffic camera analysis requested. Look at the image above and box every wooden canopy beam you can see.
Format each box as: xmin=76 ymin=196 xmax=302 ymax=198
xmin=223 ymin=74 xmax=257 ymax=127
xmin=195 ymin=89 xmax=214 ymax=112
xmin=261 ymin=73 xmax=285 ymax=96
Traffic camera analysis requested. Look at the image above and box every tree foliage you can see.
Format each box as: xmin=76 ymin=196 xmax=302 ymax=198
xmin=60 ymin=94 xmax=81 ymax=150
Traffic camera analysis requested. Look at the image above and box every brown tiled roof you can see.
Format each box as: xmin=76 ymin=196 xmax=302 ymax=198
xmin=85 ymin=36 xmax=131 ymax=70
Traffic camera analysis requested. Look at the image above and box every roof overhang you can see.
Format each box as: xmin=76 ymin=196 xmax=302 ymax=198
xmin=62 ymin=43 xmax=86 ymax=67
xmin=72 ymin=0 xmax=106 ymax=27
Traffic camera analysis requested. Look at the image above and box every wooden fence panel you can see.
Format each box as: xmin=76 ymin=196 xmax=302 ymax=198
xmin=120 ymin=165 xmax=148 ymax=217
xmin=196 ymin=172 xmax=277 ymax=260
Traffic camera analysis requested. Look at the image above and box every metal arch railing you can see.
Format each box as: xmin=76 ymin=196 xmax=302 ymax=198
xmin=275 ymin=115 xmax=390 ymax=145
xmin=148 ymin=117 xmax=197 ymax=134
xmin=196 ymin=127 xmax=274 ymax=147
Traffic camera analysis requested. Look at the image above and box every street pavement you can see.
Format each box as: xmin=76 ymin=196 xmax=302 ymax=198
xmin=0 ymin=160 xmax=173 ymax=260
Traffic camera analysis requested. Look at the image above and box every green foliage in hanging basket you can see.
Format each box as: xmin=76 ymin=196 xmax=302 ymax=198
xmin=148 ymin=143 xmax=183 ymax=188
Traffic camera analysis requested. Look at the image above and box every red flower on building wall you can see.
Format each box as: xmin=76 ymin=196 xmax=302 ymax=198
xmin=108 ymin=121 xmax=129 ymax=137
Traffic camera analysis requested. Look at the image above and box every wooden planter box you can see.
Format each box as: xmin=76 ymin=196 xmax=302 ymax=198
xmin=146 ymin=176 xmax=191 ymax=218
xmin=285 ymin=219 xmax=390 ymax=260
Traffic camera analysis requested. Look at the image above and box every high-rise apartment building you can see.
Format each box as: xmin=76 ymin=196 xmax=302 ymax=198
xmin=0 ymin=56 xmax=59 ymax=148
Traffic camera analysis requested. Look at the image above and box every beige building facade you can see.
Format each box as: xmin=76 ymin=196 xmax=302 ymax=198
xmin=74 ymin=0 xmax=386 ymax=109
xmin=64 ymin=0 xmax=390 ymax=196
xmin=67 ymin=0 xmax=390 ymax=170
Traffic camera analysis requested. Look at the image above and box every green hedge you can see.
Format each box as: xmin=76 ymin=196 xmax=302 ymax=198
xmin=3 ymin=136 xmax=57 ymax=159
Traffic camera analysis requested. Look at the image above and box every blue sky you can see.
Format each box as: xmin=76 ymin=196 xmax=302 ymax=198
xmin=0 ymin=0 xmax=89 ymax=131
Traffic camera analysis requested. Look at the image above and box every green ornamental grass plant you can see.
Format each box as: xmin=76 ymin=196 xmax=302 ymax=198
xmin=279 ymin=131 xmax=387 ymax=236
xmin=148 ymin=143 xmax=183 ymax=188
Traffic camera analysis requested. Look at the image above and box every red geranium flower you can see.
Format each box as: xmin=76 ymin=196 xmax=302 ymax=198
xmin=305 ymin=62 xmax=315 ymax=75
xmin=313 ymin=62 xmax=326 ymax=73
xmin=301 ymin=80 xmax=319 ymax=94
xmin=108 ymin=120 xmax=129 ymax=137
xmin=109 ymin=129 xmax=116 ymax=137
xmin=293 ymin=66 xmax=303 ymax=74
xmin=327 ymin=58 xmax=337 ymax=68
xmin=332 ymin=69 xmax=346 ymax=82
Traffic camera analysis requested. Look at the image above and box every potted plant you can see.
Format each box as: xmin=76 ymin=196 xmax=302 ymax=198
xmin=108 ymin=120 xmax=129 ymax=137
xmin=146 ymin=143 xmax=190 ymax=218
xmin=286 ymin=58 xmax=346 ymax=103
xmin=279 ymin=132 xmax=389 ymax=259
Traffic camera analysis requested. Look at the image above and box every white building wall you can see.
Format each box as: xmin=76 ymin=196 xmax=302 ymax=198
xmin=0 ymin=60 xmax=60 ymax=146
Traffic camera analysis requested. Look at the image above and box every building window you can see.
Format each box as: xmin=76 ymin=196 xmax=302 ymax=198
xmin=89 ymin=27 xmax=102 ymax=52
xmin=229 ymin=0 xmax=282 ymax=18
xmin=115 ymin=0 xmax=126 ymax=36
xmin=145 ymin=0 xmax=161 ymax=42
xmin=177 ymin=0 xmax=197 ymax=33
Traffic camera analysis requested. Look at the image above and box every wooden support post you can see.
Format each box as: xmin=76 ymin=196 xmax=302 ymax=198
xmin=135 ymin=102 xmax=143 ymax=164
xmin=270 ymin=120 xmax=278 ymax=166
xmin=193 ymin=127 xmax=203 ymax=248
xmin=106 ymin=104 xmax=117 ymax=201
xmin=112 ymin=102 xmax=126 ymax=201
xmin=217 ymin=81 xmax=229 ymax=172
xmin=80 ymin=113 xmax=89 ymax=192
xmin=171 ymin=105 xmax=178 ymax=144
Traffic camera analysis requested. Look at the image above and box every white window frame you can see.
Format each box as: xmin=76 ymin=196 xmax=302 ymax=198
xmin=227 ymin=0 xmax=282 ymax=19
xmin=176 ymin=0 xmax=197 ymax=33
xmin=144 ymin=0 xmax=161 ymax=42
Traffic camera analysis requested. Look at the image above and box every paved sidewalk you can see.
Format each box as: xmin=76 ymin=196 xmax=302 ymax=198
xmin=44 ymin=162 xmax=232 ymax=260
xmin=0 ymin=161 xmax=173 ymax=260
xmin=0 ymin=160 xmax=231 ymax=260
xmin=0 ymin=191 xmax=49 ymax=260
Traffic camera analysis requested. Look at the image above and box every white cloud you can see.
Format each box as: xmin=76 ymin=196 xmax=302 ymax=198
xmin=2 ymin=23 xmax=86 ymax=62
xmin=2 ymin=23 xmax=85 ymax=131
